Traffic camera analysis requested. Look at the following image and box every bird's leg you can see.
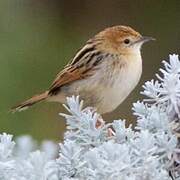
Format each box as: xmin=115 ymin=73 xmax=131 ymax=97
xmin=83 ymin=107 xmax=105 ymax=129
xmin=108 ymin=127 xmax=115 ymax=137
xmin=95 ymin=116 xmax=104 ymax=129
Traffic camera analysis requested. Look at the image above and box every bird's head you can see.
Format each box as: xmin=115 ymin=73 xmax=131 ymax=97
xmin=95 ymin=25 xmax=155 ymax=55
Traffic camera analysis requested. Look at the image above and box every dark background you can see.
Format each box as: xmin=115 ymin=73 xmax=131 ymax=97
xmin=0 ymin=0 xmax=179 ymax=141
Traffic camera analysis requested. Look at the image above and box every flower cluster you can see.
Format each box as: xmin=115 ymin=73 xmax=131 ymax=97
xmin=0 ymin=54 xmax=180 ymax=179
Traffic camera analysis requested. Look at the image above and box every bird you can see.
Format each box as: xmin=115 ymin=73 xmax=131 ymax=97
xmin=12 ymin=25 xmax=155 ymax=114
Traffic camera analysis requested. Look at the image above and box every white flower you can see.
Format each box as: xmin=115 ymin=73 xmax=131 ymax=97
xmin=41 ymin=140 xmax=58 ymax=160
xmin=0 ymin=133 xmax=15 ymax=161
xmin=142 ymin=54 xmax=180 ymax=118
xmin=113 ymin=120 xmax=134 ymax=143
xmin=15 ymin=135 xmax=36 ymax=158
xmin=57 ymin=140 xmax=85 ymax=178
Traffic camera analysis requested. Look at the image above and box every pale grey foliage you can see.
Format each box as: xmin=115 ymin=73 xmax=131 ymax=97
xmin=0 ymin=54 xmax=180 ymax=179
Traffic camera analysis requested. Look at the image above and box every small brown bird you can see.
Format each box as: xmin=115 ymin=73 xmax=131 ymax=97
xmin=12 ymin=25 xmax=154 ymax=114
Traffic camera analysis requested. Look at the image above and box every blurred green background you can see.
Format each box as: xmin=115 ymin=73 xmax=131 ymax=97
xmin=0 ymin=0 xmax=179 ymax=141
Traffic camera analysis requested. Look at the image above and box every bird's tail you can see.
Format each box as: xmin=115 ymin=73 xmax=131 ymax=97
xmin=11 ymin=91 xmax=48 ymax=112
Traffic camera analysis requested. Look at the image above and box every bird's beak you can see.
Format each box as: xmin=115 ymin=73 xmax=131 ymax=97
xmin=141 ymin=36 xmax=156 ymax=43
xmin=132 ymin=36 xmax=155 ymax=46
xmin=137 ymin=36 xmax=156 ymax=44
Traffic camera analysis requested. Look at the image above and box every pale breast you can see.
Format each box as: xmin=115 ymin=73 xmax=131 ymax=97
xmin=97 ymin=53 xmax=142 ymax=113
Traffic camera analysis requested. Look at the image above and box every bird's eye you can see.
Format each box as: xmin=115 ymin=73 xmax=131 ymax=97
xmin=124 ymin=39 xmax=130 ymax=44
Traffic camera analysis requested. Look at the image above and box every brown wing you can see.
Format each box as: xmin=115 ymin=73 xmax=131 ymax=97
xmin=48 ymin=42 xmax=104 ymax=95
xmin=48 ymin=65 xmax=92 ymax=95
